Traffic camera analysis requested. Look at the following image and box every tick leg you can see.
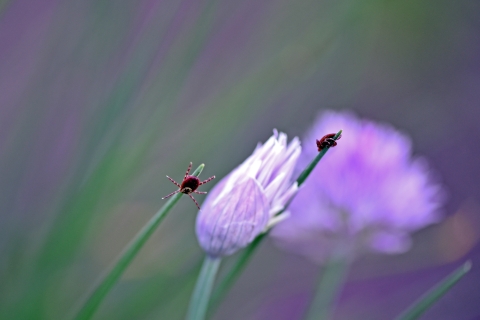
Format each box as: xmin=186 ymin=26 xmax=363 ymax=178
xmin=162 ymin=190 xmax=180 ymax=199
xmin=166 ymin=175 xmax=181 ymax=187
xmin=199 ymin=176 xmax=215 ymax=185
xmin=188 ymin=194 xmax=201 ymax=210
xmin=184 ymin=162 xmax=192 ymax=180
xmin=194 ymin=191 xmax=207 ymax=194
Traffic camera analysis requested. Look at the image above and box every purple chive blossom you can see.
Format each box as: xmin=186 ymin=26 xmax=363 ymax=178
xmin=196 ymin=130 xmax=301 ymax=258
xmin=272 ymin=110 xmax=445 ymax=263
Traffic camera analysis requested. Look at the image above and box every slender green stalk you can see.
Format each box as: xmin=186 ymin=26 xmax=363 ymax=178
xmin=74 ymin=164 xmax=205 ymax=320
xmin=305 ymin=256 xmax=350 ymax=320
xmin=395 ymin=261 xmax=472 ymax=320
xmin=209 ymin=130 xmax=342 ymax=313
xmin=186 ymin=256 xmax=221 ymax=320
xmin=209 ymin=233 xmax=267 ymax=310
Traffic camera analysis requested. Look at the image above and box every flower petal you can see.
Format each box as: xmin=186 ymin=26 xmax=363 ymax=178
xmin=196 ymin=177 xmax=269 ymax=257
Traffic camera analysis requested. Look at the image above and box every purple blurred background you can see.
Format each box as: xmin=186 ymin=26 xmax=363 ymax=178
xmin=0 ymin=0 xmax=479 ymax=319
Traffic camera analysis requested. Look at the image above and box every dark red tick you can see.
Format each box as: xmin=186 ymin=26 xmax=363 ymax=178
xmin=316 ymin=133 xmax=342 ymax=151
xmin=162 ymin=162 xmax=215 ymax=209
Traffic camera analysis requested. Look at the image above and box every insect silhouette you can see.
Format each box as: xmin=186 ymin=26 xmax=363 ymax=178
xmin=316 ymin=133 xmax=342 ymax=151
xmin=162 ymin=162 xmax=215 ymax=209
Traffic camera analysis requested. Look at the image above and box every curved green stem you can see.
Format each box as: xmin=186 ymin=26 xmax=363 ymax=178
xmin=209 ymin=233 xmax=266 ymax=311
xmin=186 ymin=256 xmax=221 ymax=320
xmin=395 ymin=261 xmax=472 ymax=320
xmin=305 ymin=256 xmax=350 ymax=320
xmin=73 ymin=164 xmax=205 ymax=320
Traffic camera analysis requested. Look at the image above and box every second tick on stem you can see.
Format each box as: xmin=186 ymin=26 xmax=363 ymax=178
xmin=316 ymin=133 xmax=342 ymax=151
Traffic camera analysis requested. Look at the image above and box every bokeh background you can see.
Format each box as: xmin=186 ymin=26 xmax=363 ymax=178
xmin=1 ymin=0 xmax=479 ymax=319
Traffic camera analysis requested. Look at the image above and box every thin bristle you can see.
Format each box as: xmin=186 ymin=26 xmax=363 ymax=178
xmin=166 ymin=175 xmax=181 ymax=187
xmin=162 ymin=190 xmax=179 ymax=199
xmin=200 ymin=176 xmax=215 ymax=185
xmin=189 ymin=194 xmax=201 ymax=210
xmin=184 ymin=162 xmax=192 ymax=180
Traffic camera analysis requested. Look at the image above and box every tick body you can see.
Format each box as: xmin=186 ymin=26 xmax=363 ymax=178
xmin=162 ymin=162 xmax=215 ymax=209
xmin=316 ymin=133 xmax=342 ymax=151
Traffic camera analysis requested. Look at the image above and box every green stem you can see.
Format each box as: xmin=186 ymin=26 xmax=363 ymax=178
xmin=209 ymin=233 xmax=267 ymax=311
xmin=395 ymin=261 xmax=472 ymax=320
xmin=74 ymin=164 xmax=205 ymax=320
xmin=209 ymin=130 xmax=342 ymax=313
xmin=305 ymin=256 xmax=350 ymax=320
xmin=186 ymin=256 xmax=222 ymax=320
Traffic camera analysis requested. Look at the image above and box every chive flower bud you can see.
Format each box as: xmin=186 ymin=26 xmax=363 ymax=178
xmin=196 ymin=130 xmax=301 ymax=257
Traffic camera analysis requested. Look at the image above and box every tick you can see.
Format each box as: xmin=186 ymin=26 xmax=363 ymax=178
xmin=162 ymin=162 xmax=215 ymax=209
xmin=316 ymin=133 xmax=342 ymax=151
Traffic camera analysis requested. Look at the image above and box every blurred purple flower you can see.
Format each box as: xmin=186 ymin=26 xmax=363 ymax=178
xmin=196 ymin=130 xmax=301 ymax=257
xmin=272 ymin=110 xmax=445 ymax=263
